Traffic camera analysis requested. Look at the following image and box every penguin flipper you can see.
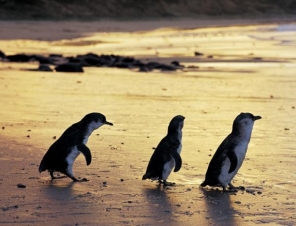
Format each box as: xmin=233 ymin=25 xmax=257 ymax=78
xmin=171 ymin=152 xmax=182 ymax=172
xmin=77 ymin=144 xmax=92 ymax=165
xmin=227 ymin=149 xmax=238 ymax=173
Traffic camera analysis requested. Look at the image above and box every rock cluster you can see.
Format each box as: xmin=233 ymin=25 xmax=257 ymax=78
xmin=0 ymin=51 xmax=184 ymax=73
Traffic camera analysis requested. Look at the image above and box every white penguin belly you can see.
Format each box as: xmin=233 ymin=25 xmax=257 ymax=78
xmin=218 ymin=142 xmax=249 ymax=186
xmin=162 ymin=142 xmax=182 ymax=180
xmin=177 ymin=142 xmax=182 ymax=154
xmin=66 ymin=146 xmax=80 ymax=176
xmin=162 ymin=158 xmax=175 ymax=180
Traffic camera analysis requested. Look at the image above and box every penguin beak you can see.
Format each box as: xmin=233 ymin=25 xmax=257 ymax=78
xmin=253 ymin=115 xmax=262 ymax=121
xmin=105 ymin=121 xmax=113 ymax=126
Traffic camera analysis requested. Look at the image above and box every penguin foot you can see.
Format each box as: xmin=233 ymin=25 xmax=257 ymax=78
xmin=224 ymin=188 xmax=238 ymax=193
xmin=70 ymin=176 xmax=79 ymax=182
xmin=228 ymin=183 xmax=245 ymax=191
xmin=162 ymin=180 xmax=176 ymax=186
xmin=71 ymin=177 xmax=89 ymax=182
xmin=79 ymin=178 xmax=89 ymax=182
xmin=54 ymin=176 xmax=68 ymax=180
xmin=49 ymin=171 xmax=68 ymax=180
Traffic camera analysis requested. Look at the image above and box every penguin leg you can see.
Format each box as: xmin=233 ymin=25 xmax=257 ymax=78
xmin=50 ymin=171 xmax=55 ymax=180
xmin=65 ymin=173 xmax=79 ymax=182
xmin=158 ymin=179 xmax=175 ymax=186
xmin=63 ymin=169 xmax=79 ymax=182
xmin=222 ymin=186 xmax=227 ymax=192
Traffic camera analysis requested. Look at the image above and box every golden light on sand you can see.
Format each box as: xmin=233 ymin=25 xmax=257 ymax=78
xmin=0 ymin=20 xmax=295 ymax=225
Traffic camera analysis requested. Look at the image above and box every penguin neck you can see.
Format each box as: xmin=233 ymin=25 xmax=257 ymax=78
xmin=232 ymin=126 xmax=253 ymax=142
xmin=167 ymin=128 xmax=182 ymax=141
xmin=79 ymin=122 xmax=103 ymax=143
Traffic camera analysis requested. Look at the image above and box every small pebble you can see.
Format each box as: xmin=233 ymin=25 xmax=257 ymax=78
xmin=120 ymin=179 xmax=124 ymax=182
xmin=52 ymin=136 xmax=56 ymax=139
xmin=103 ymin=181 xmax=107 ymax=185
xmin=194 ymin=51 xmax=204 ymax=56
xmin=17 ymin=183 xmax=26 ymax=188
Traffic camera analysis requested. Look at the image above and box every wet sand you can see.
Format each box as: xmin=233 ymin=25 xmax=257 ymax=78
xmin=0 ymin=19 xmax=296 ymax=225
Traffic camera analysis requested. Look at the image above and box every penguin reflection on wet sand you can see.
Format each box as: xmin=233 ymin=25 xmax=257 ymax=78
xmin=142 ymin=115 xmax=185 ymax=186
xmin=201 ymin=112 xmax=261 ymax=192
xmin=39 ymin=112 xmax=113 ymax=182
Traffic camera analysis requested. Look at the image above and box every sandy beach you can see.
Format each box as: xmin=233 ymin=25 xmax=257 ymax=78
xmin=0 ymin=19 xmax=296 ymax=225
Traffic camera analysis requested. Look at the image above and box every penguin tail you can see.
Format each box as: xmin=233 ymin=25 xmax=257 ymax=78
xmin=200 ymin=181 xmax=207 ymax=187
xmin=142 ymin=173 xmax=149 ymax=180
xmin=38 ymin=163 xmax=46 ymax=173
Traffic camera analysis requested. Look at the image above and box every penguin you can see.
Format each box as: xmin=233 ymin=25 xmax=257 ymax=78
xmin=201 ymin=112 xmax=261 ymax=192
xmin=142 ymin=115 xmax=185 ymax=186
xmin=39 ymin=112 xmax=113 ymax=182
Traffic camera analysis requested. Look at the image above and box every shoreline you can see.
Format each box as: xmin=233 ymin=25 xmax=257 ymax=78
xmin=0 ymin=16 xmax=295 ymax=41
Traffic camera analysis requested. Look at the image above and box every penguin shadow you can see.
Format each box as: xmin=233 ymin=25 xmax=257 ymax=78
xmin=200 ymin=188 xmax=239 ymax=226
xmin=41 ymin=179 xmax=78 ymax=201
xmin=143 ymin=184 xmax=175 ymax=222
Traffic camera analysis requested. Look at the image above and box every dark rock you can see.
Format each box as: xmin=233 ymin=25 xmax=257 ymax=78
xmin=84 ymin=53 xmax=100 ymax=58
xmin=114 ymin=62 xmax=131 ymax=68
xmin=130 ymin=60 xmax=145 ymax=67
xmin=121 ymin=57 xmax=135 ymax=63
xmin=171 ymin=61 xmax=180 ymax=66
xmin=7 ymin=54 xmax=32 ymax=62
xmin=139 ymin=66 xmax=151 ymax=72
xmin=146 ymin=61 xmax=163 ymax=69
xmin=194 ymin=51 xmax=204 ymax=56
xmin=160 ymin=65 xmax=176 ymax=71
xmin=78 ymin=55 xmax=101 ymax=66
xmin=55 ymin=63 xmax=84 ymax=72
xmin=17 ymin=183 xmax=26 ymax=188
xmin=38 ymin=64 xmax=53 ymax=72
xmin=31 ymin=55 xmax=54 ymax=64
xmin=49 ymin=54 xmax=63 ymax=58
xmin=67 ymin=57 xmax=83 ymax=64
xmin=0 ymin=50 xmax=6 ymax=59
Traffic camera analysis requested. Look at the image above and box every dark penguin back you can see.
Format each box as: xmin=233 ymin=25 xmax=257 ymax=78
xmin=201 ymin=133 xmax=239 ymax=186
xmin=142 ymin=115 xmax=184 ymax=180
xmin=143 ymin=136 xmax=180 ymax=180
xmin=38 ymin=120 xmax=88 ymax=173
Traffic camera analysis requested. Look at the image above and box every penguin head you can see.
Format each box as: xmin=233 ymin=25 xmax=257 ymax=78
xmin=232 ymin=112 xmax=261 ymax=134
xmin=168 ymin=115 xmax=185 ymax=134
xmin=81 ymin=112 xmax=113 ymax=130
